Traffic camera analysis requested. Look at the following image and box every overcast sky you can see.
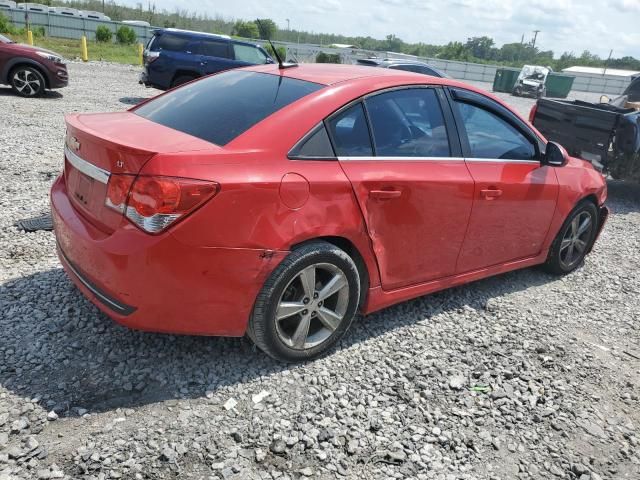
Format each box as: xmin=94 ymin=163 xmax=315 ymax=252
xmin=122 ymin=0 xmax=639 ymax=58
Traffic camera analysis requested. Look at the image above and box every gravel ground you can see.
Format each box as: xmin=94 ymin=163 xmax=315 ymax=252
xmin=1 ymin=62 xmax=639 ymax=480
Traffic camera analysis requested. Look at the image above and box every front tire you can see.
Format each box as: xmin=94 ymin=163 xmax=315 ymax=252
xmin=543 ymin=201 xmax=598 ymax=275
xmin=10 ymin=66 xmax=46 ymax=97
xmin=248 ymin=241 xmax=361 ymax=362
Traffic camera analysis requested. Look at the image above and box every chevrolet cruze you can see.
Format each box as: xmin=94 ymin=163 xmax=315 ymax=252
xmin=51 ymin=64 xmax=608 ymax=361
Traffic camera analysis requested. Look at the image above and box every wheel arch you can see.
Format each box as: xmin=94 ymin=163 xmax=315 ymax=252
xmin=290 ymin=235 xmax=373 ymax=311
xmin=5 ymin=59 xmax=50 ymax=88
xmin=171 ymin=69 xmax=200 ymax=86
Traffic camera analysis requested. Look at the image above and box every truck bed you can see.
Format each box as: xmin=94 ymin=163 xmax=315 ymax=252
xmin=532 ymin=98 xmax=640 ymax=181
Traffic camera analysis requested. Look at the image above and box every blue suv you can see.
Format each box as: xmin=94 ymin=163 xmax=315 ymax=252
xmin=140 ymin=28 xmax=274 ymax=90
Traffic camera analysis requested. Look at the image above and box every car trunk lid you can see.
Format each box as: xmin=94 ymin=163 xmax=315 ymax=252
xmin=64 ymin=112 xmax=215 ymax=233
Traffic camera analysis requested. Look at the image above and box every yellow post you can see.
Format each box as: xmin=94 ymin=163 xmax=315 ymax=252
xmin=81 ymin=35 xmax=88 ymax=62
xmin=27 ymin=30 xmax=33 ymax=46
xmin=138 ymin=42 xmax=144 ymax=66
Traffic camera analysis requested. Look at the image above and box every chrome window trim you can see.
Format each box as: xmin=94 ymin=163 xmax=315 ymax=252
xmin=338 ymin=156 xmax=457 ymax=162
xmin=338 ymin=156 xmax=541 ymax=164
xmin=465 ymin=158 xmax=540 ymax=165
xmin=65 ymin=146 xmax=110 ymax=184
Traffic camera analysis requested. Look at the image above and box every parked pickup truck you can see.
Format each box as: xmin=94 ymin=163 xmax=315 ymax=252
xmin=530 ymin=77 xmax=640 ymax=182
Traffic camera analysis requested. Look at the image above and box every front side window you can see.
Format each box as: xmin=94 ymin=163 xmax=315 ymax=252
xmin=327 ymin=103 xmax=373 ymax=157
xmin=135 ymin=70 xmax=323 ymax=146
xmin=365 ymin=88 xmax=451 ymax=157
xmin=233 ymin=44 xmax=269 ymax=64
xmin=200 ymin=39 xmax=230 ymax=58
xmin=455 ymin=102 xmax=537 ymax=160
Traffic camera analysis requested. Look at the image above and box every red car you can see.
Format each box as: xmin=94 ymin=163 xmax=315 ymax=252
xmin=51 ymin=64 xmax=608 ymax=361
xmin=0 ymin=33 xmax=68 ymax=97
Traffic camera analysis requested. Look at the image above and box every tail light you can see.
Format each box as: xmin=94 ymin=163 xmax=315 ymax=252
xmin=106 ymin=175 xmax=219 ymax=234
xmin=529 ymin=103 xmax=538 ymax=124
xmin=144 ymin=51 xmax=160 ymax=65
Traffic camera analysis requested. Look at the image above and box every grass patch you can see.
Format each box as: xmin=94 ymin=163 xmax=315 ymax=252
xmin=6 ymin=34 xmax=141 ymax=65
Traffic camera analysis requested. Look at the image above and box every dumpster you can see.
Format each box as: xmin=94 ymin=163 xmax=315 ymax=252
xmin=545 ymin=73 xmax=575 ymax=98
xmin=492 ymin=67 xmax=521 ymax=93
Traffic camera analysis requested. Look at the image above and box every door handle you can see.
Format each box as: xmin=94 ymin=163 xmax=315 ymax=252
xmin=480 ymin=188 xmax=503 ymax=199
xmin=370 ymin=189 xmax=402 ymax=200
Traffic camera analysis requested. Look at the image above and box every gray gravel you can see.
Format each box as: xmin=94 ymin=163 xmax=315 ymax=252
xmin=1 ymin=61 xmax=639 ymax=479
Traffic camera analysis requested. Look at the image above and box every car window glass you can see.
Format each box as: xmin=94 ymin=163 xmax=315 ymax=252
xmin=626 ymin=78 xmax=640 ymax=101
xmin=290 ymin=125 xmax=335 ymax=158
xmin=152 ymin=34 xmax=190 ymax=53
xmin=456 ymin=102 xmax=536 ymax=160
xmin=135 ymin=70 xmax=323 ymax=146
xmin=388 ymin=64 xmax=418 ymax=73
xmin=365 ymin=88 xmax=450 ymax=157
xmin=233 ymin=44 xmax=268 ymax=64
xmin=327 ymin=103 xmax=373 ymax=156
xmin=200 ymin=39 xmax=230 ymax=58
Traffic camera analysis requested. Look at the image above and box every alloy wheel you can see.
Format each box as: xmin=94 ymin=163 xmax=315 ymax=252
xmin=13 ymin=69 xmax=42 ymax=96
xmin=275 ymin=263 xmax=350 ymax=350
xmin=559 ymin=211 xmax=593 ymax=269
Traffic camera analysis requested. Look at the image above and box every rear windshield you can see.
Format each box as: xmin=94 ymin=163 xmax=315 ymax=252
xmin=134 ymin=70 xmax=324 ymax=145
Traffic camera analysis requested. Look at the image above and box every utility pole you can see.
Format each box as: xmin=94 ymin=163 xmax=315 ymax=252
xmin=603 ymin=49 xmax=613 ymax=75
xmin=532 ymin=30 xmax=540 ymax=49
xmin=286 ymin=18 xmax=290 ymax=30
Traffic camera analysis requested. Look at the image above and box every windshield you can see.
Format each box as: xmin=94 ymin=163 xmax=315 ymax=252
xmin=0 ymin=34 xmax=14 ymax=44
xmin=135 ymin=70 xmax=324 ymax=146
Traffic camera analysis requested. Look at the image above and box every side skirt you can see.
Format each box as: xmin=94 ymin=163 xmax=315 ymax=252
xmin=363 ymin=251 xmax=548 ymax=315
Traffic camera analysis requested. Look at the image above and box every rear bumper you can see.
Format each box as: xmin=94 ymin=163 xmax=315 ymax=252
xmin=50 ymin=175 xmax=287 ymax=336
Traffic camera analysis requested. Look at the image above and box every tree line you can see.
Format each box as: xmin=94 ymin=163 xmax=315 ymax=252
xmin=19 ymin=0 xmax=640 ymax=71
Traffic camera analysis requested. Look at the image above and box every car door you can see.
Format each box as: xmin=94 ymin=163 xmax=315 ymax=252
xmin=197 ymin=39 xmax=237 ymax=75
xmin=330 ymin=87 xmax=475 ymax=290
xmin=448 ymin=88 xmax=559 ymax=273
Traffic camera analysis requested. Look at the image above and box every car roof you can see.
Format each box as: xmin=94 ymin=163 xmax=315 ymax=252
xmin=246 ymin=63 xmax=450 ymax=86
xmin=154 ymin=28 xmax=231 ymax=40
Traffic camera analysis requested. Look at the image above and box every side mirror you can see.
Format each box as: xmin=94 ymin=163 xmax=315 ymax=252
xmin=542 ymin=141 xmax=569 ymax=167
xmin=600 ymin=95 xmax=610 ymax=104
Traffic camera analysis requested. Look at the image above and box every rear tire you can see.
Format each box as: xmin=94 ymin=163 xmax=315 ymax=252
xmin=10 ymin=65 xmax=46 ymax=97
xmin=543 ymin=201 xmax=598 ymax=275
xmin=247 ymin=241 xmax=360 ymax=362
xmin=171 ymin=74 xmax=197 ymax=88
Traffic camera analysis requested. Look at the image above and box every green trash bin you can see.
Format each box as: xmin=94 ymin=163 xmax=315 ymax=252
xmin=493 ymin=67 xmax=521 ymax=93
xmin=545 ymin=73 xmax=575 ymax=98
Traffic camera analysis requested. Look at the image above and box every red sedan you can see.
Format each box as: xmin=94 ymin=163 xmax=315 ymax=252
xmin=51 ymin=64 xmax=608 ymax=361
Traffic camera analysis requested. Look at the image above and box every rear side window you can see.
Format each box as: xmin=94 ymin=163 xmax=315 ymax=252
xmin=200 ymin=39 xmax=230 ymax=58
xmin=289 ymin=124 xmax=335 ymax=159
xmin=327 ymin=103 xmax=373 ymax=156
xmin=150 ymin=33 xmax=190 ymax=53
xmin=135 ymin=70 xmax=323 ymax=146
xmin=365 ymin=88 xmax=451 ymax=157
xmin=233 ymin=44 xmax=269 ymax=64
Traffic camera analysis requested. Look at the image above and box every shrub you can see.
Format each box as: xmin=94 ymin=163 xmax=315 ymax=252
xmin=232 ymin=20 xmax=258 ymax=39
xmin=263 ymin=43 xmax=286 ymax=62
xmin=32 ymin=26 xmax=45 ymax=38
xmin=316 ymin=52 xmax=341 ymax=64
xmin=116 ymin=26 xmax=136 ymax=45
xmin=0 ymin=12 xmax=17 ymax=34
xmin=95 ymin=25 xmax=113 ymax=43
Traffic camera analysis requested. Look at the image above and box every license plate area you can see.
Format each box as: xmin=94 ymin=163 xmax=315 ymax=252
xmin=74 ymin=173 xmax=94 ymax=207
